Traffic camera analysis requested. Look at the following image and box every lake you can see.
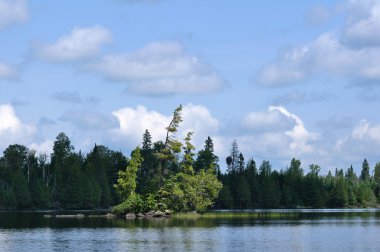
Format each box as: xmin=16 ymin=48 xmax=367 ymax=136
xmin=1 ymin=209 xmax=380 ymax=251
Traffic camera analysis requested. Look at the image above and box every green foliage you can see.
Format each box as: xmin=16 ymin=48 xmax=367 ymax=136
xmin=181 ymin=132 xmax=195 ymax=175
xmin=112 ymin=193 xmax=144 ymax=215
xmin=29 ymin=179 xmax=50 ymax=208
xmin=236 ymin=176 xmax=250 ymax=208
xmin=194 ymin=136 xmax=219 ymax=173
xmin=360 ymin=159 xmax=370 ymax=181
xmin=82 ymin=177 xmax=101 ymax=209
xmin=1 ymin=107 xmax=380 ymax=213
xmin=12 ymin=171 xmax=32 ymax=208
xmin=355 ymin=182 xmax=376 ymax=207
xmin=217 ymin=185 xmax=233 ymax=209
xmin=142 ymin=193 xmax=157 ymax=212
xmin=0 ymin=182 xmax=16 ymax=209
xmin=114 ymin=147 xmax=143 ymax=201
xmin=159 ymin=170 xmax=222 ymax=213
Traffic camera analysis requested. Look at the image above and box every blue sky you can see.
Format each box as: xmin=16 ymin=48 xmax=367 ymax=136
xmin=1 ymin=0 xmax=380 ymax=174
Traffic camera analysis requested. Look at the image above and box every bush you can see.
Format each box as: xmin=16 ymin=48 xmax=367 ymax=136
xmin=112 ymin=193 xmax=144 ymax=215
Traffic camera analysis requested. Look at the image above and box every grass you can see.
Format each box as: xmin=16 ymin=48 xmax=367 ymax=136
xmin=173 ymin=211 xmax=300 ymax=220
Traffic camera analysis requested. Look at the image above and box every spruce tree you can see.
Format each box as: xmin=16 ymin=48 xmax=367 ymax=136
xmin=360 ymin=159 xmax=370 ymax=181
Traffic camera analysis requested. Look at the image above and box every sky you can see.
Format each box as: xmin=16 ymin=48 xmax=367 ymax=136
xmin=1 ymin=0 xmax=380 ymax=174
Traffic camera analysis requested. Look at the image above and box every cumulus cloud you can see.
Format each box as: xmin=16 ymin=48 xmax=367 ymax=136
xmin=111 ymin=104 xmax=219 ymax=150
xmin=36 ymin=26 xmax=112 ymax=62
xmin=29 ymin=140 xmax=54 ymax=156
xmin=238 ymin=106 xmax=319 ymax=162
xmin=0 ymin=0 xmax=28 ymax=29
xmin=336 ymin=119 xmax=380 ymax=162
xmin=112 ymin=105 xmax=170 ymax=145
xmin=242 ymin=108 xmax=294 ymax=132
xmin=87 ymin=42 xmax=225 ymax=95
xmin=0 ymin=104 xmax=36 ymax=150
xmin=343 ymin=0 xmax=380 ymax=48
xmin=271 ymin=106 xmax=319 ymax=152
xmin=0 ymin=62 xmax=17 ymax=80
xmin=256 ymin=1 xmax=380 ymax=86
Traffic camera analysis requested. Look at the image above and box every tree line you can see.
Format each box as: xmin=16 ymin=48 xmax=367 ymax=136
xmin=1 ymin=105 xmax=379 ymax=211
xmin=0 ymin=105 xmax=221 ymax=213
xmin=217 ymin=140 xmax=380 ymax=209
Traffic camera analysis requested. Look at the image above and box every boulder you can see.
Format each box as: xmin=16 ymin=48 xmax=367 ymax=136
xmin=125 ymin=213 xmax=136 ymax=219
xmin=136 ymin=213 xmax=145 ymax=218
xmin=164 ymin=210 xmax=173 ymax=216
xmin=146 ymin=211 xmax=155 ymax=216
xmin=153 ymin=211 xmax=165 ymax=218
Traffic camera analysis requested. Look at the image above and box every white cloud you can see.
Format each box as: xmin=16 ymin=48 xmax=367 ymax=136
xmin=112 ymin=105 xmax=170 ymax=146
xmin=0 ymin=62 xmax=17 ymax=80
xmin=257 ymin=1 xmax=380 ymax=86
xmin=29 ymin=140 xmax=54 ymax=156
xmin=257 ymin=32 xmax=380 ymax=86
xmin=0 ymin=104 xmax=36 ymax=150
xmin=351 ymin=120 xmax=380 ymax=142
xmin=36 ymin=26 xmax=112 ymax=62
xmin=227 ymin=106 xmax=319 ymax=164
xmin=343 ymin=0 xmax=380 ymax=48
xmin=243 ymin=109 xmax=293 ymax=132
xmin=270 ymin=106 xmax=319 ymax=153
xmin=111 ymin=103 xmax=220 ymax=150
xmin=336 ymin=119 xmax=380 ymax=162
xmin=88 ymin=42 xmax=225 ymax=95
xmin=0 ymin=0 xmax=28 ymax=29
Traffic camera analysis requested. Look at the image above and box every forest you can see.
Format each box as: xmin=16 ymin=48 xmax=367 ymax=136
xmin=1 ymin=105 xmax=380 ymax=212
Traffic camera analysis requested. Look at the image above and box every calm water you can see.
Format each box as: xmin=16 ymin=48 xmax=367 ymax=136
xmin=1 ymin=209 xmax=380 ymax=251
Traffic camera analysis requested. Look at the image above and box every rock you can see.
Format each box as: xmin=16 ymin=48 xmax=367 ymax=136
xmin=125 ymin=213 xmax=136 ymax=219
xmin=153 ymin=211 xmax=165 ymax=218
xmin=136 ymin=213 xmax=145 ymax=218
xmin=146 ymin=211 xmax=155 ymax=216
xmin=55 ymin=214 xmax=84 ymax=218
xmin=105 ymin=213 xmax=116 ymax=218
xmin=164 ymin=210 xmax=173 ymax=216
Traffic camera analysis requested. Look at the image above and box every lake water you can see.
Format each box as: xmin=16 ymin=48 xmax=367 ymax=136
xmin=1 ymin=209 xmax=380 ymax=251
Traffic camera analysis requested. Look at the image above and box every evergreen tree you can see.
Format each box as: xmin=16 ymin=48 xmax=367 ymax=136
xmin=374 ymin=162 xmax=380 ymax=183
xmin=138 ymin=129 xmax=154 ymax=194
xmin=217 ymin=184 xmax=233 ymax=209
xmin=236 ymin=175 xmax=250 ymax=208
xmin=238 ymin=153 xmax=245 ymax=174
xmin=360 ymin=159 xmax=370 ymax=181
xmin=227 ymin=140 xmax=240 ymax=173
xmin=194 ymin=136 xmax=219 ymax=174
xmin=181 ymin=132 xmax=195 ymax=175
xmin=114 ymin=147 xmax=143 ymax=201
xmin=246 ymin=159 xmax=259 ymax=206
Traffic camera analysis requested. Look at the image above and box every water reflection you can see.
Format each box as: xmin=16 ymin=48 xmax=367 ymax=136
xmin=1 ymin=209 xmax=380 ymax=229
xmin=0 ymin=209 xmax=380 ymax=251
